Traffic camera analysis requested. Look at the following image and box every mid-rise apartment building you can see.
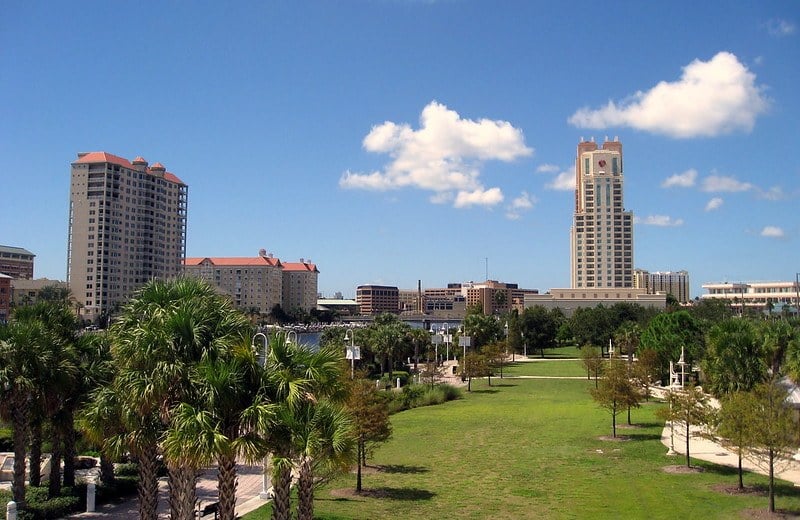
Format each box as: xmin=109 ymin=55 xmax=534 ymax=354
xmin=634 ymin=269 xmax=690 ymax=303
xmin=183 ymin=251 xmax=283 ymax=313
xmin=281 ymin=259 xmax=320 ymax=313
xmin=67 ymin=152 xmax=188 ymax=322
xmin=183 ymin=251 xmax=319 ymax=314
xmin=0 ymin=245 xmax=35 ymax=279
xmin=570 ymin=138 xmax=634 ymax=289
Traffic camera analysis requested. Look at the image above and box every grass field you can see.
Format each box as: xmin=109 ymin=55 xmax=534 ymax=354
xmin=503 ymin=359 xmax=587 ymax=378
xmin=243 ymin=377 xmax=800 ymax=519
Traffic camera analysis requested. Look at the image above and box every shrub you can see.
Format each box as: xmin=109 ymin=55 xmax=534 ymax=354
xmin=26 ymin=494 xmax=81 ymax=519
xmin=0 ymin=427 xmax=12 ymax=451
xmin=115 ymin=462 xmax=139 ymax=476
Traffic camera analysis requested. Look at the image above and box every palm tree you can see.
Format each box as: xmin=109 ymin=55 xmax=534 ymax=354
xmin=263 ymin=334 xmax=348 ymax=520
xmin=294 ymin=399 xmax=354 ymax=520
xmin=0 ymin=319 xmax=54 ymax=509
xmin=110 ymin=277 xmax=253 ymax=520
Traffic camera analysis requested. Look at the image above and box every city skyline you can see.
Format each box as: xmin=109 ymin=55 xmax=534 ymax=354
xmin=1 ymin=2 xmax=798 ymax=299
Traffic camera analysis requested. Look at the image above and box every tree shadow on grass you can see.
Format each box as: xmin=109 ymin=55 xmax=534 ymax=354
xmin=363 ymin=487 xmax=436 ymax=501
xmin=626 ymin=433 xmax=663 ymax=442
xmin=377 ymin=464 xmax=429 ymax=474
xmin=326 ymin=486 xmax=436 ymax=502
xmin=470 ymin=389 xmax=499 ymax=394
xmin=491 ymin=382 xmax=517 ymax=387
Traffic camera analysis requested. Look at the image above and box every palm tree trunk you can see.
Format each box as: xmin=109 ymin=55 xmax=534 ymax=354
xmin=271 ymin=463 xmax=292 ymax=520
xmin=167 ymin=462 xmax=197 ymax=520
xmin=297 ymin=456 xmax=314 ymax=520
xmin=137 ymin=447 xmax=160 ymax=520
xmin=11 ymin=395 xmax=29 ymax=508
xmin=49 ymin=425 xmax=63 ymax=497
xmin=100 ymin=452 xmax=115 ymax=487
xmin=63 ymin=410 xmax=77 ymax=488
xmin=29 ymin=418 xmax=42 ymax=487
xmin=217 ymin=453 xmax=238 ymax=520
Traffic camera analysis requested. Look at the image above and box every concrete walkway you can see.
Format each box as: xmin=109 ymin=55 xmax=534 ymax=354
xmin=65 ymin=463 xmax=269 ymax=519
xmin=652 ymin=386 xmax=800 ymax=487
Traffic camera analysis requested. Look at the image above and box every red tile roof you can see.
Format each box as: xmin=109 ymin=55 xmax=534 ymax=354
xmin=74 ymin=152 xmax=134 ymax=169
xmin=74 ymin=152 xmax=186 ymax=186
xmin=282 ymin=262 xmax=319 ymax=273
xmin=183 ymin=257 xmax=283 ymax=267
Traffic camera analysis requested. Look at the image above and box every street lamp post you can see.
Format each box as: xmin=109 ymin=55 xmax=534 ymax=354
xmin=286 ymin=330 xmax=298 ymax=346
xmin=251 ymin=333 xmax=272 ymax=500
xmin=344 ymin=329 xmax=357 ymax=379
xmin=443 ymin=322 xmax=450 ymax=361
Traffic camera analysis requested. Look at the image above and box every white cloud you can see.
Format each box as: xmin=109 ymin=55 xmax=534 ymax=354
xmin=340 ymin=101 xmax=532 ymax=208
xmin=661 ymin=169 xmax=698 ymax=188
xmin=546 ymin=169 xmax=575 ymax=191
xmin=505 ymin=191 xmax=537 ymax=220
xmin=701 ymin=175 xmax=753 ymax=193
xmin=568 ymin=52 xmax=769 ymax=138
xmin=536 ymin=163 xmax=560 ymax=174
xmin=429 ymin=192 xmax=453 ymax=205
xmin=705 ymin=197 xmax=724 ymax=211
xmin=757 ymin=186 xmax=785 ymax=201
xmin=764 ymin=18 xmax=796 ymax=37
xmin=761 ymin=226 xmax=785 ymax=238
xmin=454 ymin=187 xmax=504 ymax=208
xmin=634 ymin=215 xmax=684 ymax=227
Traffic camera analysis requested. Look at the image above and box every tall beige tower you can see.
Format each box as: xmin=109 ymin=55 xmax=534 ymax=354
xmin=570 ymin=138 xmax=633 ymax=288
xmin=67 ymin=152 xmax=188 ymax=322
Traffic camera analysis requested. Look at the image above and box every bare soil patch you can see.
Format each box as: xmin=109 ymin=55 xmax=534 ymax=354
xmin=597 ymin=435 xmax=631 ymax=442
xmin=711 ymin=483 xmax=766 ymax=497
xmin=739 ymin=508 xmax=800 ymax=519
xmin=662 ymin=465 xmax=705 ymax=474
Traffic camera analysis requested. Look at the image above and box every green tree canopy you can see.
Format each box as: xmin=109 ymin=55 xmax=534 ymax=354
xmin=640 ymin=310 xmax=705 ymax=383
xmin=702 ymin=318 xmax=767 ymax=396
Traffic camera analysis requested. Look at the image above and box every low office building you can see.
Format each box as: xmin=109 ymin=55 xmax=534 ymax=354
xmin=356 ymin=285 xmax=400 ymax=315
xmin=701 ymin=281 xmax=800 ymax=313
xmin=524 ymin=288 xmax=666 ymax=317
xmin=0 ymin=245 xmax=35 ymax=279
xmin=0 ymin=274 xmax=11 ymax=322
xmin=317 ymin=298 xmax=360 ymax=317
xmin=10 ymin=278 xmax=70 ymax=307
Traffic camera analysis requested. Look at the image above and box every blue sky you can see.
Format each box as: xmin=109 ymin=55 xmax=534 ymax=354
xmin=1 ymin=1 xmax=798 ymax=299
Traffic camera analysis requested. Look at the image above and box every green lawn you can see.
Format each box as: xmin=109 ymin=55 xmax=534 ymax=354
xmin=503 ymin=359 xmax=587 ymax=378
xmin=243 ymin=378 xmax=800 ymax=519
xmin=520 ymin=345 xmax=582 ymax=359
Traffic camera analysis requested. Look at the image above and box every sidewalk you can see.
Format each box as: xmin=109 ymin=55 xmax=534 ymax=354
xmin=654 ymin=386 xmax=800 ymax=486
xmin=66 ymin=463 xmax=269 ymax=518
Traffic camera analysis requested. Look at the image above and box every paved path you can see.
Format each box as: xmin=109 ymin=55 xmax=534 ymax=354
xmin=66 ymin=463 xmax=269 ymax=519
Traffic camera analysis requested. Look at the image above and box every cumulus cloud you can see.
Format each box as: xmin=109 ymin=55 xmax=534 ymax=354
xmin=701 ymin=175 xmax=754 ymax=193
xmin=546 ymin=169 xmax=575 ymax=191
xmin=568 ymin=52 xmax=769 ymax=138
xmin=757 ymin=186 xmax=785 ymax=201
xmin=505 ymin=191 xmax=537 ymax=220
xmin=634 ymin=215 xmax=684 ymax=227
xmin=764 ymin=18 xmax=796 ymax=37
xmin=340 ymin=101 xmax=532 ymax=208
xmin=454 ymin=187 xmax=504 ymax=208
xmin=661 ymin=169 xmax=698 ymax=188
xmin=536 ymin=163 xmax=560 ymax=173
xmin=705 ymin=197 xmax=724 ymax=211
xmin=761 ymin=226 xmax=785 ymax=238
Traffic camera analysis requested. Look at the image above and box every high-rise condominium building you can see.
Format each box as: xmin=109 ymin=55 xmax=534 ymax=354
xmin=634 ymin=269 xmax=690 ymax=303
xmin=570 ymin=138 xmax=633 ymax=288
xmin=68 ymin=152 xmax=188 ymax=322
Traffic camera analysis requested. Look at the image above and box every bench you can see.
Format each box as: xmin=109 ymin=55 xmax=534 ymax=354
xmin=197 ymin=501 xmax=219 ymax=519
